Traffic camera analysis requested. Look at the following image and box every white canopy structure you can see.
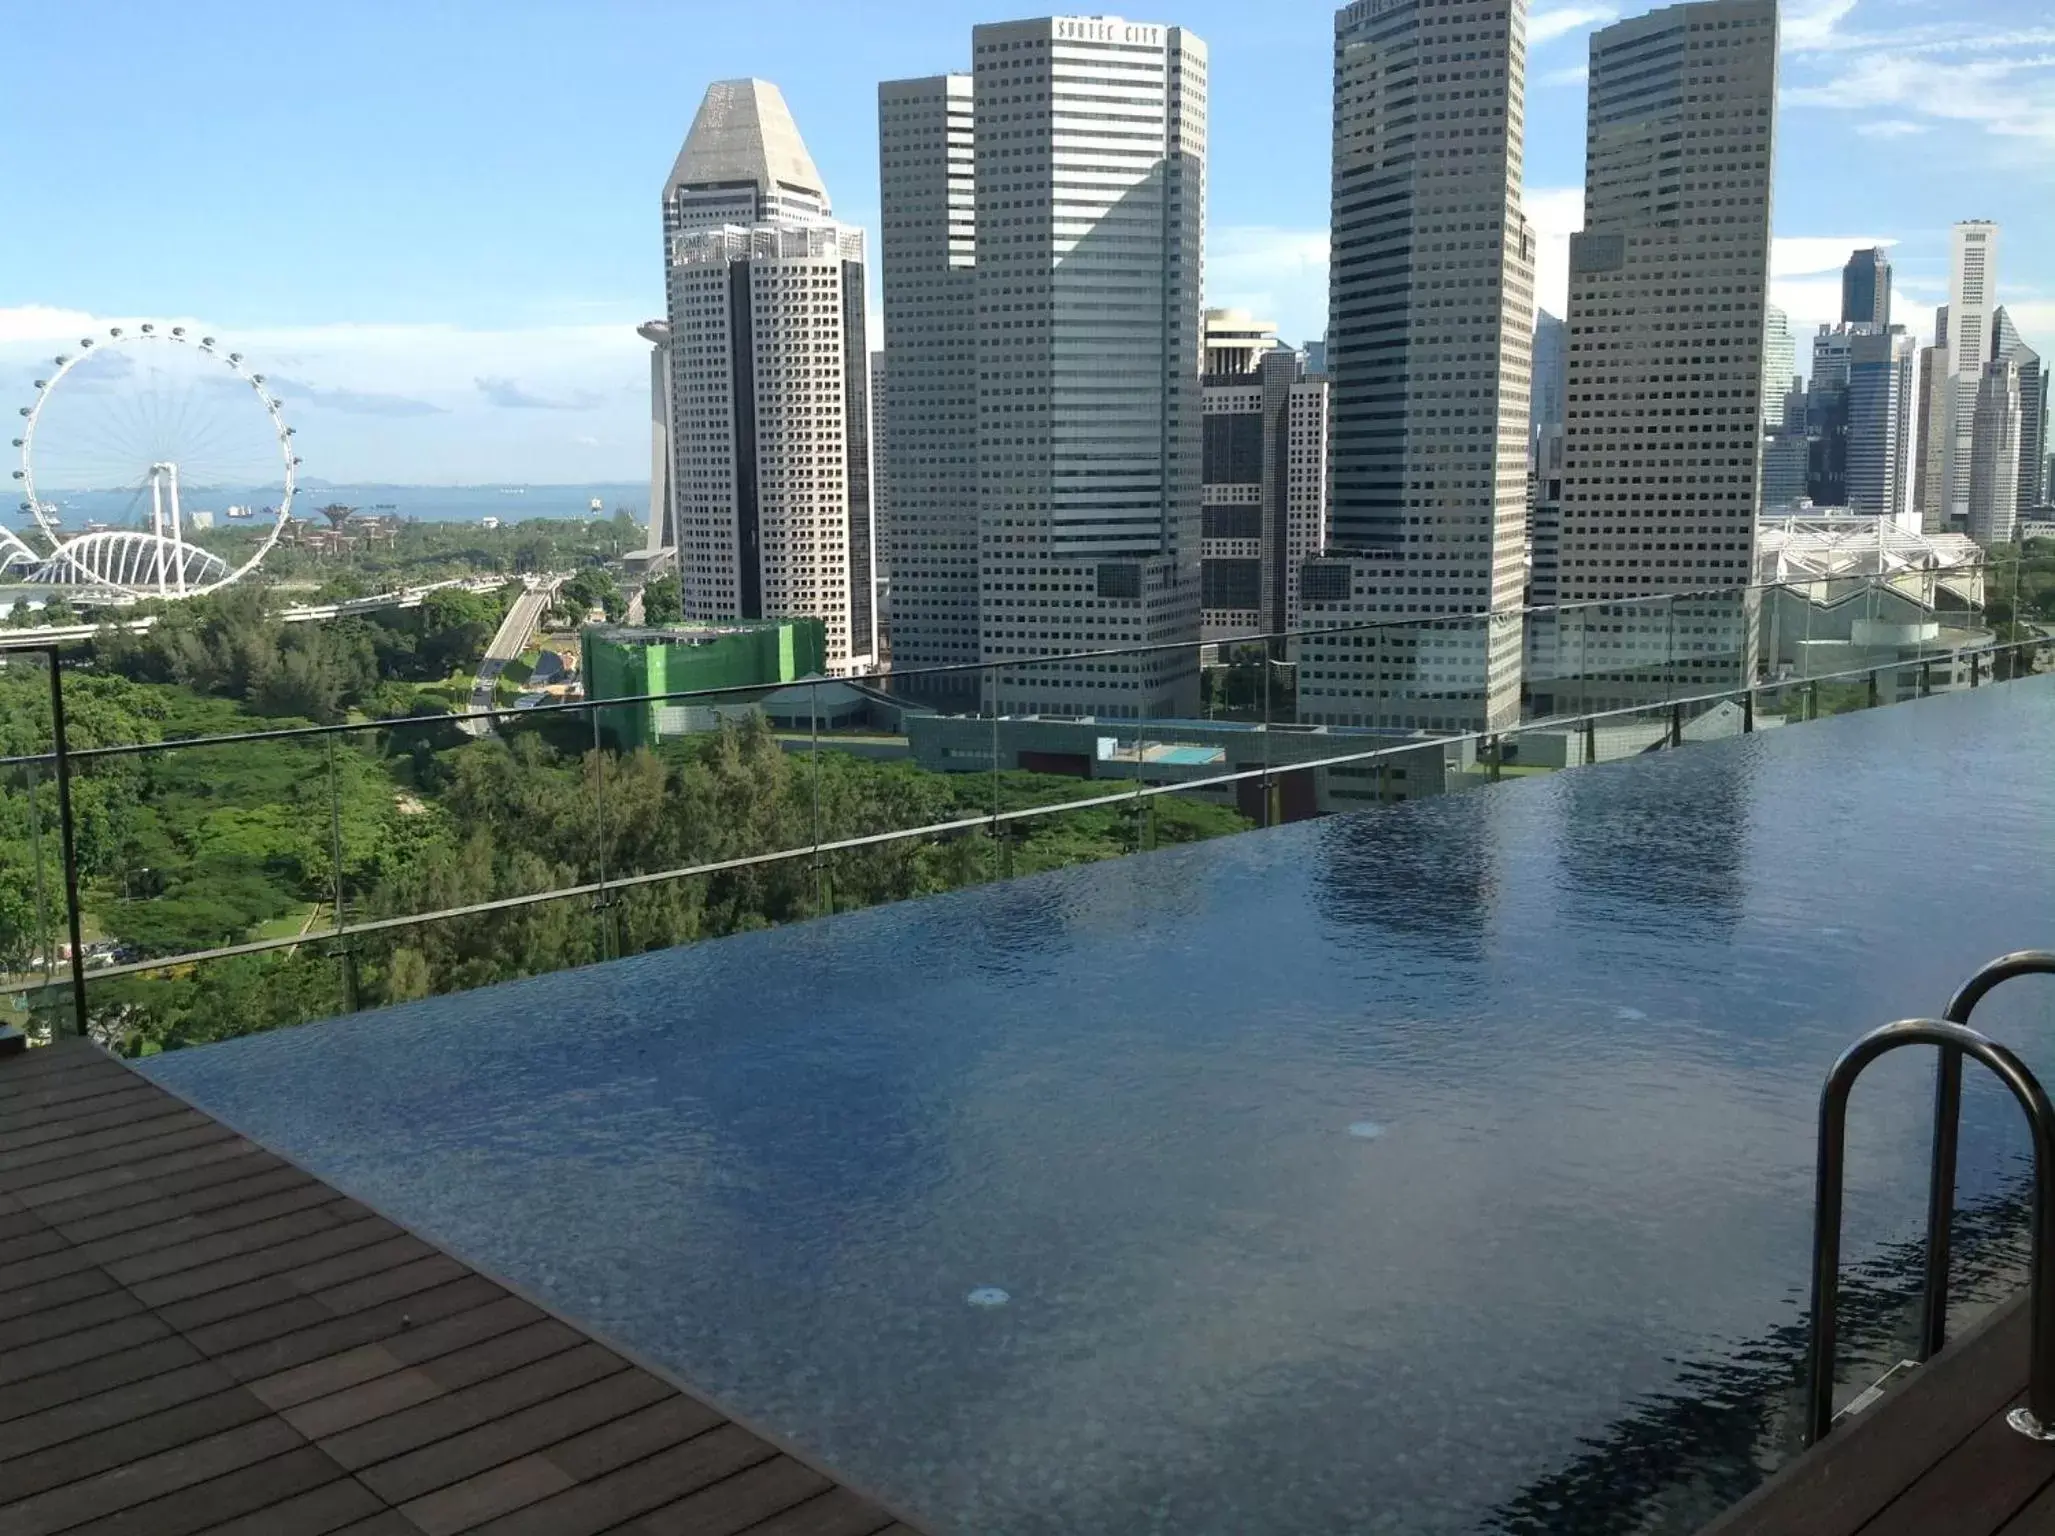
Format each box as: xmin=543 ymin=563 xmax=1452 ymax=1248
xmin=1755 ymin=514 xmax=1985 ymax=611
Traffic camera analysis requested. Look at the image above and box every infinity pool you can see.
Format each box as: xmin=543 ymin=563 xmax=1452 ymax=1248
xmin=144 ymin=678 xmax=2055 ymax=1534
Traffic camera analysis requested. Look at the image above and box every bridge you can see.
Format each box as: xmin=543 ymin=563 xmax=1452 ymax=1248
xmin=0 ymin=575 xmax=517 ymax=645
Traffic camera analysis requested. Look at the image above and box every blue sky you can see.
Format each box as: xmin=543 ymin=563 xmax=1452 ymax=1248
xmin=3 ymin=0 xmax=2050 ymax=486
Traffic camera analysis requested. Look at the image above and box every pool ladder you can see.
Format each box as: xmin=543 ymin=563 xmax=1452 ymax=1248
xmin=1805 ymin=951 xmax=2055 ymax=1445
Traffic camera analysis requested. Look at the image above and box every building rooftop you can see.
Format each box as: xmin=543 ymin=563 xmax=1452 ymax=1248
xmin=137 ymin=678 xmax=2055 ymax=1533
xmin=666 ymin=79 xmax=826 ymax=206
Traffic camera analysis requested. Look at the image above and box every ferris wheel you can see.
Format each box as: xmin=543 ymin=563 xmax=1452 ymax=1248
xmin=11 ymin=324 xmax=298 ymax=599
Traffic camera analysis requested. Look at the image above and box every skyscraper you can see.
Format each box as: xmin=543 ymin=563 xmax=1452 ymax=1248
xmin=1845 ymin=326 xmax=1918 ymax=525
xmin=1531 ymin=310 xmax=1568 ymax=464
xmin=1943 ymin=220 xmax=2000 ymax=523
xmin=1761 ymin=304 xmax=1795 ymax=429
xmin=1198 ymin=311 xmax=1329 ymax=640
xmin=1841 ymin=247 xmax=1891 ymax=329
xmin=1555 ymin=0 xmax=1778 ymax=708
xmin=1967 ymin=357 xmax=2023 ymax=546
xmin=1992 ymin=306 xmax=2047 ymax=527
xmin=637 ymin=320 xmax=674 ymax=557
xmin=877 ymin=73 xmax=978 ymax=699
xmin=883 ymin=17 xmax=1208 ymax=719
xmin=1914 ymin=306 xmax=1950 ymax=530
xmin=661 ymin=80 xmax=877 ymax=672
xmin=1806 ymin=324 xmax=1855 ymax=507
xmin=1297 ymin=0 xmax=1536 ymax=732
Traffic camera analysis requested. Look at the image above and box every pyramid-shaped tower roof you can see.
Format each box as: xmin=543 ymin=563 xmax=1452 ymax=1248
xmin=665 ymin=79 xmax=827 ymax=209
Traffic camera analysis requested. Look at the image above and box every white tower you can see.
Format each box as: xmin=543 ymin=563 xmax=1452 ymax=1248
xmin=1554 ymin=0 xmax=1779 ymax=710
xmin=661 ymin=80 xmax=877 ymax=671
xmin=1298 ymin=0 xmax=1536 ymax=732
xmin=1943 ymin=220 xmax=2000 ymax=524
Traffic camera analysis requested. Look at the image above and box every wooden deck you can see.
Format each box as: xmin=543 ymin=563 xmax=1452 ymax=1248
xmin=0 ymin=1039 xmax=923 ymax=1536
xmin=1702 ymin=1292 xmax=2055 ymax=1535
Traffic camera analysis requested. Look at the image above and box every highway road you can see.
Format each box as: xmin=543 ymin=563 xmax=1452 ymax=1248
xmin=461 ymin=582 xmax=555 ymax=737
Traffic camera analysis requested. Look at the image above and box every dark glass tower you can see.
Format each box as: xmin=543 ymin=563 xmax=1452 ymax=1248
xmin=1841 ymin=247 xmax=1891 ymax=329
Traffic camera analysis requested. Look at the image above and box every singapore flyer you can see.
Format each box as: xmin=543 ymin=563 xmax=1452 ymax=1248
xmin=9 ymin=324 xmax=298 ymax=600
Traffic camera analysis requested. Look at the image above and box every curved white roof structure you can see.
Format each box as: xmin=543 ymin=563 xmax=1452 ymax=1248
xmin=1756 ymin=514 xmax=1985 ymax=608
xmin=29 ymin=530 xmax=230 ymax=594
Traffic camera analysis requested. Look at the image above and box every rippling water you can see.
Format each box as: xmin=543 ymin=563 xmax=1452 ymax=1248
xmin=144 ymin=678 xmax=2055 ymax=1534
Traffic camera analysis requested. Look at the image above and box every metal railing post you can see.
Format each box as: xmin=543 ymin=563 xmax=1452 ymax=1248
xmin=1920 ymin=952 xmax=2055 ymax=1361
xmin=46 ymin=647 xmax=88 ymax=1039
xmin=1808 ymin=1017 xmax=2055 ymax=1446
xmin=1868 ymin=669 xmax=1880 ymax=709
xmin=1743 ymin=688 xmax=1755 ymax=734
xmin=1669 ymin=702 xmax=1684 ymax=749
xmin=1809 ymin=680 xmax=1820 ymax=720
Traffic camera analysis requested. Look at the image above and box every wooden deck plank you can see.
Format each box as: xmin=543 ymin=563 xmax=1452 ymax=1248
xmin=463 ymin=1423 xmax=782 ymax=1536
xmin=244 ymin=1294 xmax=545 ymax=1412
xmin=1855 ymin=1389 xmax=2055 ymax=1535
xmin=58 ymin=1446 xmax=353 ymax=1536
xmin=211 ymin=1276 xmax=512 ymax=1383
xmin=744 ymin=1488 xmax=896 ymax=1536
xmin=353 ymin=1368 xmax=676 ymax=1507
xmin=0 ymin=1044 xmax=926 ymax=1536
xmin=0 ymin=1388 xmax=274 ymax=1503
xmin=179 ymin=1477 xmax=389 ymax=1536
xmin=1700 ymin=1296 xmax=2031 ymax=1536
xmin=0 ymin=1363 xmax=240 ymax=1463
xmin=625 ymin=1457 xmax=832 ymax=1536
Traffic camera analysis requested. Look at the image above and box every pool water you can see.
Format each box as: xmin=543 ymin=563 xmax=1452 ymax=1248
xmin=144 ymin=679 xmax=2055 ymax=1534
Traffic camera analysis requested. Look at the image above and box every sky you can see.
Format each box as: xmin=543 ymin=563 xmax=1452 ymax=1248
xmin=3 ymin=0 xmax=2052 ymax=487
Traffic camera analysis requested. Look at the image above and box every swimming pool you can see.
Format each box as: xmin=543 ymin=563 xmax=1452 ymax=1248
xmin=143 ymin=678 xmax=2055 ymax=1533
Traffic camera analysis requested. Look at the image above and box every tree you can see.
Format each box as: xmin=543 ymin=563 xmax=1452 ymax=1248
xmin=642 ymin=574 xmax=683 ymax=625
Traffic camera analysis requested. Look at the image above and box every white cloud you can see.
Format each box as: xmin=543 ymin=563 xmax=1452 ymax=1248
xmin=1205 ymin=227 xmax=1331 ymax=346
xmin=1778 ymin=4 xmax=2055 ymax=154
xmin=1527 ymin=4 xmax=1616 ymax=46
xmin=1771 ymin=235 xmax=1896 ymax=280
xmin=0 ymin=306 xmax=648 ymax=485
xmin=1524 ymin=187 xmax=1586 ymax=321
xmin=1539 ymin=62 xmax=1591 ymax=87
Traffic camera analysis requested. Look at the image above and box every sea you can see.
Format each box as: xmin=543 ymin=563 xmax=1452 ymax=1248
xmin=16 ymin=482 xmax=649 ymax=531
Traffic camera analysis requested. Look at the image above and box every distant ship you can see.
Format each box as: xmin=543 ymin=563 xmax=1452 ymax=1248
xmin=589 ymin=498 xmax=604 ymax=514
xmin=498 ymin=487 xmax=526 ymax=496
xmin=225 ymin=505 xmax=255 ymax=519
xmin=481 ymin=516 xmax=501 ymax=531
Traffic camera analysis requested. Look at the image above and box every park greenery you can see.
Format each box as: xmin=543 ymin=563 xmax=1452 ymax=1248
xmin=2 ymin=585 xmax=1251 ymax=1055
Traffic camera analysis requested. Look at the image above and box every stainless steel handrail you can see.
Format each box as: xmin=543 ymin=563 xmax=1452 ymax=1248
xmin=1920 ymin=952 xmax=2055 ymax=1359
xmin=1806 ymin=1018 xmax=2055 ymax=1446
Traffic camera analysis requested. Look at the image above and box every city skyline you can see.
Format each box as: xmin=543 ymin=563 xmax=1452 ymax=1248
xmin=5 ymin=0 xmax=2053 ymax=485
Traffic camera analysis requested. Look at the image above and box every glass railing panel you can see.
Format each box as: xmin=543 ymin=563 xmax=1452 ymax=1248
xmin=85 ymin=941 xmax=349 ymax=1057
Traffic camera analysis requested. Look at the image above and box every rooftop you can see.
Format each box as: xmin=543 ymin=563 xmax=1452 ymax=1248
xmin=131 ymin=677 xmax=2055 ymax=1534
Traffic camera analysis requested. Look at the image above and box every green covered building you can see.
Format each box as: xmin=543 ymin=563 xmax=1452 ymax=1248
xmin=583 ymin=619 xmax=828 ymax=749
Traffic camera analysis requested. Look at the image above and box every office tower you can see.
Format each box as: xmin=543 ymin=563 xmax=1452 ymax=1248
xmin=1531 ymin=310 xmax=1568 ymax=464
xmin=1806 ymin=325 xmax=1855 ymax=507
xmin=1841 ymin=247 xmax=1891 ymax=329
xmin=1992 ymin=307 xmax=2047 ymax=525
xmin=885 ymin=18 xmax=1207 ymax=718
xmin=1967 ymin=358 xmax=2023 ymax=545
xmin=637 ymin=321 xmax=674 ymax=556
xmin=1297 ymin=0 xmax=1536 ymax=732
xmin=877 ymin=73 xmax=978 ymax=699
xmin=1914 ymin=307 xmax=1950 ymax=530
xmin=1303 ymin=336 xmax=1328 ymax=376
xmin=1761 ymin=304 xmax=1795 ymax=428
xmin=1555 ymin=0 xmax=1778 ymax=707
xmin=1846 ymin=327 xmax=1918 ymax=525
xmin=661 ymin=79 xmax=877 ymax=672
xmin=1198 ymin=310 xmax=1329 ymax=639
xmin=1943 ymin=221 xmax=1999 ymax=522
xmin=1525 ymin=422 xmax=1567 ymax=705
